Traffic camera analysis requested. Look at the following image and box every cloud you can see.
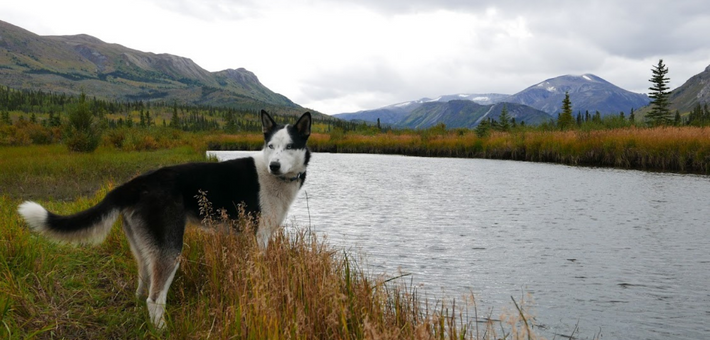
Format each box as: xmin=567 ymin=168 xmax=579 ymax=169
xmin=2 ymin=0 xmax=710 ymax=114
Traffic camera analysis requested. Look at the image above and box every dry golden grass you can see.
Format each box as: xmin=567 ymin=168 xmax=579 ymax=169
xmin=208 ymin=126 xmax=710 ymax=173
xmin=1 ymin=190 xmax=545 ymax=339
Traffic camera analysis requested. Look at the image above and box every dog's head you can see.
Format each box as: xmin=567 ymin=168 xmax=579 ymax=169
xmin=261 ymin=110 xmax=311 ymax=179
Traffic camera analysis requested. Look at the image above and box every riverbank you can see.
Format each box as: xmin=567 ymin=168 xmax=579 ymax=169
xmin=0 ymin=145 xmax=542 ymax=339
xmin=207 ymin=126 xmax=710 ymax=174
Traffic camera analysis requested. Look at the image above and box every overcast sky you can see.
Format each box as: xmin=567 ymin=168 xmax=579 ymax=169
xmin=2 ymin=0 xmax=710 ymax=114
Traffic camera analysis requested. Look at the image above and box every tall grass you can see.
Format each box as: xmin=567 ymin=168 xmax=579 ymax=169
xmin=0 ymin=145 xmax=210 ymax=200
xmin=0 ymin=192 xmax=543 ymax=339
xmin=0 ymin=144 xmax=546 ymax=339
xmin=207 ymin=126 xmax=710 ymax=174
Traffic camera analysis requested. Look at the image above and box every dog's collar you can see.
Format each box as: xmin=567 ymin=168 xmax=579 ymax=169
xmin=277 ymin=172 xmax=305 ymax=183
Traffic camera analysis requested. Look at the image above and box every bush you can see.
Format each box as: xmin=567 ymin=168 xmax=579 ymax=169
xmin=65 ymin=93 xmax=101 ymax=152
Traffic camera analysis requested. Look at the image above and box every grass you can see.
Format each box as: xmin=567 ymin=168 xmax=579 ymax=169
xmin=0 ymin=144 xmax=210 ymax=200
xmin=207 ymin=126 xmax=710 ymax=174
xmin=0 ymin=145 xmax=545 ymax=339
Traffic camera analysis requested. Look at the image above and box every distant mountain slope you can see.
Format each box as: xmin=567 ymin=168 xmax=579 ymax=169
xmin=667 ymin=64 xmax=710 ymax=113
xmin=507 ymin=74 xmax=650 ymax=116
xmin=0 ymin=20 xmax=302 ymax=113
xmin=400 ymin=100 xmax=551 ymax=129
xmin=333 ymin=107 xmax=411 ymax=124
xmin=333 ymin=93 xmax=510 ymax=125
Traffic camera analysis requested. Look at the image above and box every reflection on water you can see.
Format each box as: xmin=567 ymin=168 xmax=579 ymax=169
xmin=210 ymin=151 xmax=710 ymax=340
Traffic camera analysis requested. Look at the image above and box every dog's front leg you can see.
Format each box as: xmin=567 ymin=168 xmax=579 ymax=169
xmin=256 ymin=218 xmax=276 ymax=250
xmin=256 ymin=225 xmax=270 ymax=250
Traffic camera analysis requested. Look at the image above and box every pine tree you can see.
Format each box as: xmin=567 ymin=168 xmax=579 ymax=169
xmin=498 ymin=104 xmax=511 ymax=131
xmin=1 ymin=110 xmax=11 ymax=125
xmin=145 ymin=110 xmax=152 ymax=127
xmin=139 ymin=109 xmax=146 ymax=127
xmin=475 ymin=118 xmax=491 ymax=137
xmin=557 ymin=92 xmax=574 ymax=129
xmin=170 ymin=103 xmax=180 ymax=128
xmin=647 ymin=59 xmax=672 ymax=126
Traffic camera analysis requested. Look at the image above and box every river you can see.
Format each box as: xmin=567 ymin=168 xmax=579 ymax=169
xmin=210 ymin=151 xmax=710 ymax=340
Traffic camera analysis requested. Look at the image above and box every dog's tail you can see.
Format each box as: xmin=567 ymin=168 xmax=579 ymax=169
xmin=18 ymin=191 xmax=123 ymax=245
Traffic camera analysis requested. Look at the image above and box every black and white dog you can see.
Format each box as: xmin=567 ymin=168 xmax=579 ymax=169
xmin=18 ymin=110 xmax=312 ymax=328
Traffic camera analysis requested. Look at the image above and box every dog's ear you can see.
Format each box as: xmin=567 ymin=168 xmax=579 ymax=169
xmin=294 ymin=112 xmax=311 ymax=138
xmin=261 ymin=110 xmax=277 ymax=134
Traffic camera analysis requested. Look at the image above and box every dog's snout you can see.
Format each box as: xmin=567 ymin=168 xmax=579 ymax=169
xmin=269 ymin=161 xmax=281 ymax=173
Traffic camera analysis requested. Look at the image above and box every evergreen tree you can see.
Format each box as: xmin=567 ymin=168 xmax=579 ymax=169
xmin=139 ymin=109 xmax=146 ymax=127
xmin=498 ymin=104 xmax=511 ymax=131
xmin=1 ymin=110 xmax=11 ymax=125
xmin=475 ymin=118 xmax=491 ymax=137
xmin=647 ymin=59 xmax=672 ymax=126
xmin=145 ymin=110 xmax=152 ymax=127
xmin=557 ymin=91 xmax=574 ymax=129
xmin=224 ymin=110 xmax=237 ymax=132
xmin=629 ymin=108 xmax=635 ymax=123
xmin=170 ymin=103 xmax=180 ymax=128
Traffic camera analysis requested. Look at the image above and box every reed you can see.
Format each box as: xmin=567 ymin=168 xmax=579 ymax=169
xmin=205 ymin=126 xmax=710 ymax=174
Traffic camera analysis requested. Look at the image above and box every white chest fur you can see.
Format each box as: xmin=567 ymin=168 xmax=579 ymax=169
xmin=252 ymin=153 xmax=302 ymax=248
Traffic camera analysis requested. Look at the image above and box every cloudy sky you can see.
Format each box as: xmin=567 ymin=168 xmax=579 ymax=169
xmin=2 ymin=0 xmax=710 ymax=114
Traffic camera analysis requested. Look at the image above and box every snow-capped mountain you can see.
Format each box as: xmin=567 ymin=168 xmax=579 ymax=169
xmin=334 ymin=74 xmax=651 ymax=128
xmin=506 ymin=74 xmax=650 ymax=116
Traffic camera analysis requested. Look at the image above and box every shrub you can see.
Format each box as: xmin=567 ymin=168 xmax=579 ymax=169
xmin=65 ymin=93 xmax=102 ymax=152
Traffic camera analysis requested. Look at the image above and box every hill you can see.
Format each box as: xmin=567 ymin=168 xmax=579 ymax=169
xmin=667 ymin=64 xmax=710 ymax=113
xmin=0 ymin=20 xmax=304 ymax=114
xmin=506 ymin=74 xmax=650 ymax=116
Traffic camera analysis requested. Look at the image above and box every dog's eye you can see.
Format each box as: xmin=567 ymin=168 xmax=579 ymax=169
xmin=285 ymin=144 xmax=293 ymax=149
xmin=268 ymin=144 xmax=274 ymax=149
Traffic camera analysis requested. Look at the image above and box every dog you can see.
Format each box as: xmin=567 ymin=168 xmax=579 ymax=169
xmin=17 ymin=110 xmax=312 ymax=328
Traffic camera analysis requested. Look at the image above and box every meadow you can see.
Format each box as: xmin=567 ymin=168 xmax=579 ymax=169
xmin=0 ymin=145 xmax=543 ymax=339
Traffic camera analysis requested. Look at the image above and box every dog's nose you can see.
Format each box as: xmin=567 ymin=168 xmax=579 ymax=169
xmin=269 ymin=162 xmax=281 ymax=173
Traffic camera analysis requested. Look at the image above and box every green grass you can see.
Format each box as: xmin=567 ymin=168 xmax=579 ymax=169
xmin=0 ymin=144 xmax=210 ymax=200
xmin=0 ymin=145 xmax=544 ymax=339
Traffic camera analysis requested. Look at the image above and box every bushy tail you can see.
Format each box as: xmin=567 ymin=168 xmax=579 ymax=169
xmin=18 ymin=195 xmax=121 ymax=245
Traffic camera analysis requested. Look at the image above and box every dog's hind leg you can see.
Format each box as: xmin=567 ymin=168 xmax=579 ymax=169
xmin=122 ymin=213 xmax=152 ymax=299
xmin=146 ymin=251 xmax=181 ymax=329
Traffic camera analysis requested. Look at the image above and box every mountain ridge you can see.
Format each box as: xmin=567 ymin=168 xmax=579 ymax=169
xmin=335 ymin=73 xmax=657 ymax=128
xmin=0 ymin=20 xmax=304 ymax=114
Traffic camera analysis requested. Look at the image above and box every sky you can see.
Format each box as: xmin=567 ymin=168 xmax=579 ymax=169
xmin=2 ymin=0 xmax=710 ymax=115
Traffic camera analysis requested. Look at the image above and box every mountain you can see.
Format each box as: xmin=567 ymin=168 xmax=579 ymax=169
xmin=667 ymin=64 xmax=710 ymax=113
xmin=335 ymin=74 xmax=650 ymax=128
xmin=0 ymin=20 xmax=303 ymax=113
xmin=333 ymin=93 xmax=510 ymax=124
xmin=399 ymin=100 xmax=550 ymax=129
xmin=507 ymin=74 xmax=650 ymax=116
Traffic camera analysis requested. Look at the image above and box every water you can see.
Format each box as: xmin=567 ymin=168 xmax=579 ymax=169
xmin=210 ymin=151 xmax=710 ymax=339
